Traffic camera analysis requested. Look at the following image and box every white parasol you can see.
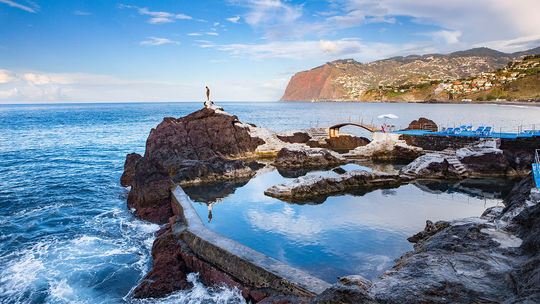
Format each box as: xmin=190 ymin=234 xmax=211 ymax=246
xmin=377 ymin=113 xmax=399 ymax=119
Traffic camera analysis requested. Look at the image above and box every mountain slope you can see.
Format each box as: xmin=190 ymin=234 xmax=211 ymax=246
xmin=281 ymin=47 xmax=540 ymax=101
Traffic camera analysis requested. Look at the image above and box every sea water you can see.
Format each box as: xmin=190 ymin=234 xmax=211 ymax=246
xmin=0 ymin=102 xmax=538 ymax=303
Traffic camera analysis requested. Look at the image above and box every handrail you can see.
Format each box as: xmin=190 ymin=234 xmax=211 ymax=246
xmin=534 ymin=149 xmax=540 ymax=173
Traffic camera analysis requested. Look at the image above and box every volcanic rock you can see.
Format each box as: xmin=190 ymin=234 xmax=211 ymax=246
xmin=400 ymin=153 xmax=460 ymax=179
xmin=274 ymin=146 xmax=345 ymax=169
xmin=120 ymin=153 xmax=142 ymax=187
xmin=265 ymin=169 xmax=404 ymax=201
xmin=346 ymin=133 xmax=422 ymax=161
xmin=401 ymin=117 xmax=438 ymax=131
xmin=127 ymin=156 xmax=175 ymax=224
xmin=145 ymin=107 xmax=265 ymax=162
xmin=123 ymin=107 xmax=268 ymax=223
xmin=369 ymin=172 xmax=539 ymax=303
xmin=169 ymin=157 xmax=264 ymax=186
xmin=456 ymin=141 xmax=512 ymax=176
xmin=308 ymin=135 xmax=370 ymax=152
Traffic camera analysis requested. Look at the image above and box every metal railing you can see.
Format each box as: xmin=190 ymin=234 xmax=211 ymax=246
xmin=534 ymin=149 xmax=540 ymax=174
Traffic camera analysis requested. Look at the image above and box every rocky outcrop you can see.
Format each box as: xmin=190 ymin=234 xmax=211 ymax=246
xmin=134 ymin=225 xmax=280 ymax=302
xmin=274 ymin=146 xmax=345 ymax=169
xmin=400 ymin=153 xmax=461 ymax=179
xmin=456 ymin=143 xmax=513 ymax=176
xmin=169 ymin=157 xmax=264 ymax=186
xmin=346 ymin=133 xmax=422 ymax=162
xmin=367 ymin=173 xmax=539 ymax=304
xmin=308 ymin=135 xmax=370 ymax=152
xmin=124 ymin=107 xmax=267 ymax=224
xmin=145 ymin=107 xmax=264 ymax=161
xmin=120 ymin=153 xmax=142 ymax=187
xmin=401 ymin=117 xmax=438 ymax=131
xmin=127 ymin=157 xmax=175 ymax=224
xmin=265 ymin=169 xmax=404 ymax=202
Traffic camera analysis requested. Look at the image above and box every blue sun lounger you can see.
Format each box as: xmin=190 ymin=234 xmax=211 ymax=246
xmin=474 ymin=126 xmax=484 ymax=135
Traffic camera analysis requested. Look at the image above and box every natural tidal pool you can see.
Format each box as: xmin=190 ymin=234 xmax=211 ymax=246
xmin=1 ymin=102 xmax=536 ymax=303
xmin=186 ymin=165 xmax=518 ymax=283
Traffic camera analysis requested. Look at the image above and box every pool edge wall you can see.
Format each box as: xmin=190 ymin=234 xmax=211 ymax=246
xmin=170 ymin=186 xmax=331 ymax=297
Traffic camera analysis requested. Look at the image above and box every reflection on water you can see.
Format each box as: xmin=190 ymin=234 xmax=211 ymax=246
xmin=188 ymin=166 xmax=517 ymax=283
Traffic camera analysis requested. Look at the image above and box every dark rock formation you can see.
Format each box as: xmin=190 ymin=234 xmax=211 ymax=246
xmin=400 ymin=134 xmax=482 ymax=151
xmin=456 ymin=145 xmax=513 ymax=176
xmin=120 ymin=153 xmax=142 ymax=187
xmin=401 ymin=117 xmax=438 ymax=131
xmin=371 ymin=143 xmax=422 ymax=162
xmin=277 ymin=130 xmax=369 ymax=152
xmin=308 ymin=135 xmax=370 ymax=152
xmin=123 ymin=108 xmax=267 ymax=224
xmin=134 ymin=224 xmax=279 ymax=302
xmin=400 ymin=153 xmax=460 ymax=178
xmin=274 ymin=146 xmax=344 ymax=169
xmin=127 ymin=157 xmax=175 ymax=224
xmin=313 ymin=284 xmax=376 ymax=304
xmin=407 ymin=220 xmax=450 ymax=243
xmin=170 ymin=157 xmax=264 ymax=186
xmin=134 ymin=232 xmax=191 ymax=298
xmin=277 ymin=131 xmax=311 ymax=144
xmin=368 ymin=173 xmax=539 ymax=303
xmin=265 ymin=170 xmax=404 ymax=201
xmin=145 ymin=108 xmax=264 ymax=161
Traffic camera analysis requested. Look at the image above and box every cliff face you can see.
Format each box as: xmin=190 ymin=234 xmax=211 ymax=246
xmin=280 ymin=63 xmax=345 ymax=101
xmin=280 ymin=47 xmax=540 ymax=101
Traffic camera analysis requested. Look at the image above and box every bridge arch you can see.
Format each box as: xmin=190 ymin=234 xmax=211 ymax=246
xmin=328 ymin=123 xmax=381 ymax=137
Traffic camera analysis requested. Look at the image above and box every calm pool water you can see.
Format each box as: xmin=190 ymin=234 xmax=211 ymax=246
xmin=186 ymin=166 xmax=516 ymax=283
xmin=0 ymin=101 xmax=535 ymax=303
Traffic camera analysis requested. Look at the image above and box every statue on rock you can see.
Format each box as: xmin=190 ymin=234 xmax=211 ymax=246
xmin=204 ymin=85 xmax=223 ymax=111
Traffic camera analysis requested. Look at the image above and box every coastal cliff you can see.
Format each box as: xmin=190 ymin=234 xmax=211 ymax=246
xmin=281 ymin=47 xmax=540 ymax=102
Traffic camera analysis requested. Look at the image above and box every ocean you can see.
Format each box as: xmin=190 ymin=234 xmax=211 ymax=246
xmin=0 ymin=102 xmax=538 ymax=303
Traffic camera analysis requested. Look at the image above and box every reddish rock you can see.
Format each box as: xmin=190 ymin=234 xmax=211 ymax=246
xmin=133 ymin=234 xmax=191 ymax=298
xmin=145 ymin=107 xmax=264 ymax=162
xmin=127 ymin=157 xmax=174 ymax=224
xmin=120 ymin=153 xmax=142 ymax=187
xmin=274 ymin=146 xmax=344 ymax=168
xmin=123 ymin=108 xmax=266 ymax=223
xmin=280 ymin=63 xmax=345 ymax=101
xmin=135 ymin=231 xmax=276 ymax=302
xmin=402 ymin=117 xmax=438 ymax=131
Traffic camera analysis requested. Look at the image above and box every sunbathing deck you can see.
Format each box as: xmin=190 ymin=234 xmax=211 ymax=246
xmin=387 ymin=128 xmax=540 ymax=139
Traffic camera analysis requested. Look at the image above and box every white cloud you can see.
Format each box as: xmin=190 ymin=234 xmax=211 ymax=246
xmin=206 ymin=32 xmax=219 ymax=36
xmin=213 ymin=22 xmax=220 ymax=26
xmin=0 ymin=0 xmax=37 ymax=13
xmin=140 ymin=37 xmax=180 ymax=46
xmin=0 ymin=69 xmax=13 ymax=83
xmin=242 ymin=0 xmax=302 ymax=26
xmin=226 ymin=16 xmax=241 ymax=23
xmin=425 ymin=30 xmax=462 ymax=44
xmin=187 ymin=33 xmax=202 ymax=36
xmin=73 ymin=10 xmax=91 ymax=16
xmin=474 ymin=34 xmax=540 ymax=53
xmin=120 ymin=5 xmax=192 ymax=24
xmin=341 ymin=0 xmax=540 ymax=49
xmin=0 ymin=69 xmax=205 ymax=103
xmin=209 ymin=38 xmax=404 ymax=61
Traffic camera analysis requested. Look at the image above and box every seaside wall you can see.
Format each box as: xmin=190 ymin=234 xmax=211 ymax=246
xmin=400 ymin=134 xmax=482 ymax=151
xmin=169 ymin=186 xmax=331 ymax=297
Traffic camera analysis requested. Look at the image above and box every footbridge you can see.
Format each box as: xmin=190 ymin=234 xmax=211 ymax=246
xmin=328 ymin=123 xmax=381 ymax=137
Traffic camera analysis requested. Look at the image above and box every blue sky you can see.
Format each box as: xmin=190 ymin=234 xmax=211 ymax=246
xmin=1 ymin=0 xmax=539 ymax=103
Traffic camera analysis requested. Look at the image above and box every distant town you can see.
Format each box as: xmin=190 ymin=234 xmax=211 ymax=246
xmin=379 ymin=55 xmax=540 ymax=101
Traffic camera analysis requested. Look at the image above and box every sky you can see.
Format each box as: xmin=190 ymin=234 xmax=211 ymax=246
xmin=0 ymin=0 xmax=539 ymax=103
